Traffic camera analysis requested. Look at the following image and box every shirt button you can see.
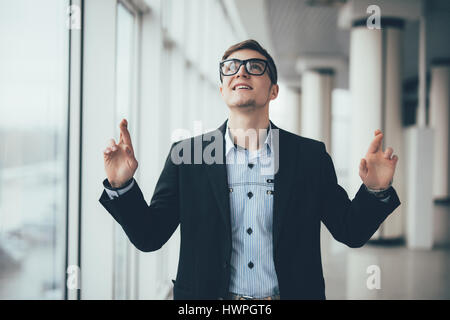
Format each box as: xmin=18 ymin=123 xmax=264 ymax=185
xmin=247 ymin=228 xmax=253 ymax=235
xmin=248 ymin=163 xmax=254 ymax=169
xmin=266 ymin=190 xmax=273 ymax=195
xmin=247 ymin=191 xmax=253 ymax=199
xmin=248 ymin=261 xmax=254 ymax=269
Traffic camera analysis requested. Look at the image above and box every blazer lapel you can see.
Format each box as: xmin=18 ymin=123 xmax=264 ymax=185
xmin=204 ymin=120 xmax=232 ymax=246
xmin=271 ymin=122 xmax=300 ymax=252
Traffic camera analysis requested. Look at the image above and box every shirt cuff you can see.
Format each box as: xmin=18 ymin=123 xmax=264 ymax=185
xmin=103 ymin=178 xmax=135 ymax=199
xmin=364 ymin=183 xmax=393 ymax=202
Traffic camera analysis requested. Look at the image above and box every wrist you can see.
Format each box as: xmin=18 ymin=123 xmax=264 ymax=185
xmin=364 ymin=181 xmax=393 ymax=199
xmin=110 ymin=181 xmax=123 ymax=188
xmin=365 ymin=179 xmax=393 ymax=192
xmin=105 ymin=177 xmax=134 ymax=190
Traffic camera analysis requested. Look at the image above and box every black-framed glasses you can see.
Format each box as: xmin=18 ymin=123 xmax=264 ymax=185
xmin=219 ymin=58 xmax=268 ymax=77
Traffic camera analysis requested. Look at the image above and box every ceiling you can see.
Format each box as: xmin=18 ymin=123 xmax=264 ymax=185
xmin=266 ymin=0 xmax=349 ymax=87
xmin=226 ymin=0 xmax=450 ymax=90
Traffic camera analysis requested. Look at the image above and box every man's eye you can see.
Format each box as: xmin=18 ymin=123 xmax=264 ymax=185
xmin=224 ymin=64 xmax=235 ymax=73
xmin=250 ymin=64 xmax=262 ymax=71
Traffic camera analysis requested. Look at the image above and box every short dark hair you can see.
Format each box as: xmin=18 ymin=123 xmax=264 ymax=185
xmin=220 ymin=39 xmax=278 ymax=85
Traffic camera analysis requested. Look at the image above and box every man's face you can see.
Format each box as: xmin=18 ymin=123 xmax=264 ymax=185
xmin=219 ymin=49 xmax=278 ymax=110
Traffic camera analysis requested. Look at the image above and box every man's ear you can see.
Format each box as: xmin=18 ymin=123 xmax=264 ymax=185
xmin=270 ymin=84 xmax=279 ymax=100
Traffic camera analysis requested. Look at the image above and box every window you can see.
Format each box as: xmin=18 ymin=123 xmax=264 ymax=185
xmin=0 ymin=0 xmax=69 ymax=299
xmin=113 ymin=1 xmax=137 ymax=300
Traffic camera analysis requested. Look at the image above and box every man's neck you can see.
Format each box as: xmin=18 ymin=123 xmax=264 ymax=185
xmin=227 ymin=110 xmax=270 ymax=151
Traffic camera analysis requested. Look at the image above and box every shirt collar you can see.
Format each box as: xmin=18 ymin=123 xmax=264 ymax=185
xmin=225 ymin=119 xmax=273 ymax=157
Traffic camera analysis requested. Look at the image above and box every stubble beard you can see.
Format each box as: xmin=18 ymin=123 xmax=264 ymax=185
xmin=235 ymin=98 xmax=257 ymax=109
xmin=229 ymin=86 xmax=272 ymax=110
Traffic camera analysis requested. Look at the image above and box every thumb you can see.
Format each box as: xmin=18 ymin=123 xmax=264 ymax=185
xmin=359 ymin=158 xmax=368 ymax=177
xmin=392 ymin=154 xmax=398 ymax=166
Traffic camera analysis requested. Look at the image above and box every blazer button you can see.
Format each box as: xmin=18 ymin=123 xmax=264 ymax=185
xmin=223 ymin=262 xmax=228 ymax=269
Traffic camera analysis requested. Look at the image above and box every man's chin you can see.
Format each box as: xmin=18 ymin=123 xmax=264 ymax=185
xmin=230 ymin=99 xmax=256 ymax=109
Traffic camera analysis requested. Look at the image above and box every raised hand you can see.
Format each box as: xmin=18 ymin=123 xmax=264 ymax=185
xmin=359 ymin=129 xmax=398 ymax=190
xmin=103 ymin=119 xmax=138 ymax=188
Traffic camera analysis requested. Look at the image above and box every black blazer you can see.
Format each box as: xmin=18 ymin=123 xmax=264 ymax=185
xmin=99 ymin=120 xmax=400 ymax=300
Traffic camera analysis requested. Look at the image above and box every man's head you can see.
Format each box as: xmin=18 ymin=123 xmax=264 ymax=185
xmin=219 ymin=39 xmax=279 ymax=111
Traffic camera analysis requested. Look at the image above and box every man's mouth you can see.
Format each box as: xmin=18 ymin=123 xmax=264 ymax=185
xmin=233 ymin=84 xmax=253 ymax=90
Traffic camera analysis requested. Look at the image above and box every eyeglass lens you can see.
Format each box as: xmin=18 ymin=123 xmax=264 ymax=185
xmin=221 ymin=59 xmax=266 ymax=76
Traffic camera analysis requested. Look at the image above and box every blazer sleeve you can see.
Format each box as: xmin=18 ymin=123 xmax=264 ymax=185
xmin=98 ymin=143 xmax=180 ymax=252
xmin=318 ymin=142 xmax=401 ymax=248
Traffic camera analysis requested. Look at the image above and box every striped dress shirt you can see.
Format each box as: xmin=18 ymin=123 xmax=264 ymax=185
xmin=225 ymin=121 xmax=279 ymax=298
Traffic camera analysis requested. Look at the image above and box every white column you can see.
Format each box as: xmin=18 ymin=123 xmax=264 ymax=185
xmin=269 ymin=83 xmax=302 ymax=136
xmin=381 ymin=25 xmax=405 ymax=239
xmin=405 ymin=127 xmax=434 ymax=249
xmin=403 ymin=17 xmax=435 ymax=250
xmin=349 ymin=19 xmax=404 ymax=240
xmin=430 ymin=63 xmax=450 ymax=200
xmin=301 ymin=69 xmax=333 ymax=152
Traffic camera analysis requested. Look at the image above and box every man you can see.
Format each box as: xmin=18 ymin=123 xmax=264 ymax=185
xmin=99 ymin=39 xmax=400 ymax=300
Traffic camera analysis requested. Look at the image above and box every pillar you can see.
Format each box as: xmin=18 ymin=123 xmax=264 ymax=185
xmin=404 ymin=16 xmax=435 ymax=250
xmin=430 ymin=60 xmax=450 ymax=200
xmin=269 ymin=83 xmax=302 ymax=136
xmin=301 ymin=69 xmax=334 ymax=153
xmin=349 ymin=18 xmax=405 ymax=240
xmin=405 ymin=127 xmax=434 ymax=249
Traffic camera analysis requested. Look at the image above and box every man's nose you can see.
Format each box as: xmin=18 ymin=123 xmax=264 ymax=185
xmin=235 ymin=63 xmax=250 ymax=77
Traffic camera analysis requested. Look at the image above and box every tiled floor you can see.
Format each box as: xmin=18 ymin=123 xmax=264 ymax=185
xmin=322 ymin=242 xmax=450 ymax=299
xmin=322 ymin=202 xmax=450 ymax=300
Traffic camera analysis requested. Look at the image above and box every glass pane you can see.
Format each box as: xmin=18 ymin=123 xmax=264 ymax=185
xmin=115 ymin=3 xmax=134 ymax=121
xmin=0 ymin=0 xmax=69 ymax=299
xmin=113 ymin=2 xmax=135 ymax=300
